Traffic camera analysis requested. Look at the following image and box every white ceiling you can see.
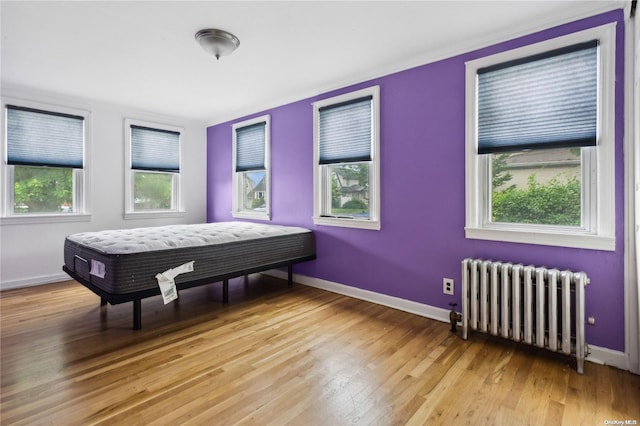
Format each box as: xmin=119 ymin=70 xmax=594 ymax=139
xmin=0 ymin=1 xmax=625 ymax=125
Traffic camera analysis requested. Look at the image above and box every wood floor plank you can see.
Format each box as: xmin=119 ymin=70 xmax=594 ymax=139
xmin=1 ymin=277 xmax=639 ymax=425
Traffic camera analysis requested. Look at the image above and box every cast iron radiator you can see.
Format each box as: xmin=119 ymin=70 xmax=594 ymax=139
xmin=461 ymin=258 xmax=590 ymax=373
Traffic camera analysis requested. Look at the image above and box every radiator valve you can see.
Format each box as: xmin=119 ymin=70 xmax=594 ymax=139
xmin=449 ymin=302 xmax=462 ymax=333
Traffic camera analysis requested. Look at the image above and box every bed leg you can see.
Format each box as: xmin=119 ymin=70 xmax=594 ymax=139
xmin=223 ymin=279 xmax=229 ymax=303
xmin=100 ymin=298 xmax=108 ymax=306
xmin=133 ymin=300 xmax=142 ymax=330
xmin=288 ymin=265 xmax=293 ymax=288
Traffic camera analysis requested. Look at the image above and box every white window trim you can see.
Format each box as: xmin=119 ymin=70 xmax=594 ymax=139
xmin=312 ymin=86 xmax=381 ymax=230
xmin=0 ymin=97 xmax=92 ymax=225
xmin=465 ymin=23 xmax=616 ymax=251
xmin=124 ymin=118 xmax=184 ymax=220
xmin=231 ymin=114 xmax=271 ymax=221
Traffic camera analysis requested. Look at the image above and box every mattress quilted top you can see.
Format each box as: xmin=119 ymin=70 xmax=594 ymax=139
xmin=66 ymin=221 xmax=312 ymax=255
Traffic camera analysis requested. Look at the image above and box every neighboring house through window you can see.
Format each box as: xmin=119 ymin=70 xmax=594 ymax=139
xmin=313 ymin=86 xmax=380 ymax=230
xmin=125 ymin=119 xmax=183 ymax=218
xmin=232 ymin=115 xmax=270 ymax=220
xmin=1 ymin=100 xmax=90 ymax=222
xmin=465 ymin=23 xmax=616 ymax=250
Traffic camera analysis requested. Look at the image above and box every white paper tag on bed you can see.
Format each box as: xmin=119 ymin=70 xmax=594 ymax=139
xmin=155 ymin=261 xmax=195 ymax=304
xmin=90 ymin=260 xmax=106 ymax=278
xmin=157 ymin=277 xmax=178 ymax=304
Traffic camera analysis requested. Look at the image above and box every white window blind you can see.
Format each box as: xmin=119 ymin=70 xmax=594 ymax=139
xmin=130 ymin=125 xmax=180 ymax=172
xmin=7 ymin=105 xmax=84 ymax=168
xmin=477 ymin=40 xmax=598 ymax=154
xmin=319 ymin=96 xmax=372 ymax=164
xmin=235 ymin=121 xmax=266 ymax=172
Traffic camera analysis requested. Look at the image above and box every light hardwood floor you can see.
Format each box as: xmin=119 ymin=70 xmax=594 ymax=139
xmin=1 ymin=275 xmax=639 ymax=425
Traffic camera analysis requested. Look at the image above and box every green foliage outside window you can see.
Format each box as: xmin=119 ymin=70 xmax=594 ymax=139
xmin=341 ymin=198 xmax=367 ymax=210
xmin=491 ymin=155 xmax=581 ymax=226
xmin=251 ymin=197 xmax=265 ymax=209
xmin=134 ymin=172 xmax=172 ymax=210
xmin=13 ymin=166 xmax=73 ymax=213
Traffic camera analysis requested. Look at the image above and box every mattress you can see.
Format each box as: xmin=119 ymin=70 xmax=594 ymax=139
xmin=64 ymin=222 xmax=315 ymax=295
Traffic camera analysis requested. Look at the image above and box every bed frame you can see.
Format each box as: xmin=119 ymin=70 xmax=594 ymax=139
xmin=63 ymin=255 xmax=314 ymax=330
xmin=62 ymin=222 xmax=315 ymax=330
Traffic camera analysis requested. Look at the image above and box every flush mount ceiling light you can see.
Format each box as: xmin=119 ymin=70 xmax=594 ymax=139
xmin=195 ymin=29 xmax=240 ymax=60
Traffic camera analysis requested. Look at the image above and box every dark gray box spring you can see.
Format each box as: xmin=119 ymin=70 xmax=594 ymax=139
xmin=63 ymin=221 xmax=315 ymax=295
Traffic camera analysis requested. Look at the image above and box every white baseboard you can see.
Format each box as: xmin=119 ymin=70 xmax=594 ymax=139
xmin=263 ymin=269 xmax=632 ymax=372
xmin=0 ymin=272 xmax=70 ymax=291
xmin=586 ymin=345 xmax=630 ymax=371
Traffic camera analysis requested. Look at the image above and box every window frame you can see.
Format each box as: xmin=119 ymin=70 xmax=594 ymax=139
xmin=465 ymin=23 xmax=616 ymax=251
xmin=124 ymin=118 xmax=184 ymax=220
xmin=231 ymin=114 xmax=271 ymax=221
xmin=1 ymin=98 xmax=91 ymax=224
xmin=312 ymin=86 xmax=381 ymax=230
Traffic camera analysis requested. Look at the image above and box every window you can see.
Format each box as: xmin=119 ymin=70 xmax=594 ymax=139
xmin=125 ymin=119 xmax=183 ymax=218
xmin=232 ymin=115 xmax=270 ymax=220
xmin=465 ymin=23 xmax=616 ymax=250
xmin=1 ymin=101 xmax=90 ymax=222
xmin=313 ymin=86 xmax=380 ymax=230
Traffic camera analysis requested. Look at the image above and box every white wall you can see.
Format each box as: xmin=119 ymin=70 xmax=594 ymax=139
xmin=0 ymin=86 xmax=208 ymax=290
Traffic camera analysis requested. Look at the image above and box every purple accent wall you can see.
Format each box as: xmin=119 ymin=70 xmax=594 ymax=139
xmin=207 ymin=10 xmax=626 ymax=351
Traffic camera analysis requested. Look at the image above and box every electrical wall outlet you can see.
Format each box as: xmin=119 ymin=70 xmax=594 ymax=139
xmin=443 ymin=278 xmax=454 ymax=295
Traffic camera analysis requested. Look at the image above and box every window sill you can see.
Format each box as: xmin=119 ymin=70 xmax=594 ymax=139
xmin=465 ymin=226 xmax=615 ymax=251
xmin=232 ymin=211 xmax=271 ymax=221
xmin=313 ymin=216 xmax=380 ymax=231
xmin=1 ymin=213 xmax=92 ymax=225
xmin=124 ymin=210 xmax=186 ymax=220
